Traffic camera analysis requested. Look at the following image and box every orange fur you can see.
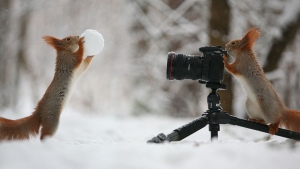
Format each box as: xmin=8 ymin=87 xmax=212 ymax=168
xmin=241 ymin=27 xmax=261 ymax=50
xmin=269 ymin=122 xmax=280 ymax=135
xmin=73 ymin=37 xmax=85 ymax=68
xmin=223 ymin=55 xmax=240 ymax=75
xmin=249 ymin=118 xmax=265 ymax=124
xmin=43 ymin=36 xmax=64 ymax=50
xmin=281 ymin=109 xmax=300 ymax=133
xmin=0 ymin=113 xmax=40 ymax=140
xmin=223 ymin=28 xmax=261 ymax=76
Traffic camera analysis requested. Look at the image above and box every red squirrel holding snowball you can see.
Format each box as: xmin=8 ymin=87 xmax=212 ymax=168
xmin=0 ymin=30 xmax=104 ymax=141
xmin=223 ymin=27 xmax=300 ymax=134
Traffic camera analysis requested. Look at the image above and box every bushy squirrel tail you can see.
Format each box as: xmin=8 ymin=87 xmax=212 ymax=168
xmin=0 ymin=112 xmax=40 ymax=141
xmin=281 ymin=109 xmax=300 ymax=133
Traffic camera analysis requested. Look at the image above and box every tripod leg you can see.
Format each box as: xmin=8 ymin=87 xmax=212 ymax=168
xmin=213 ymin=112 xmax=300 ymax=140
xmin=209 ymin=124 xmax=219 ymax=140
xmin=147 ymin=114 xmax=209 ymax=143
xmin=174 ymin=114 xmax=209 ymax=141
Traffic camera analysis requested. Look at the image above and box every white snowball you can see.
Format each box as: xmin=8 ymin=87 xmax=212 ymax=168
xmin=80 ymin=29 xmax=104 ymax=56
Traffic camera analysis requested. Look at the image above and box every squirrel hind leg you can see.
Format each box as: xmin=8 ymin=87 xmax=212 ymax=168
xmin=268 ymin=122 xmax=280 ymax=135
xmin=40 ymin=123 xmax=58 ymax=140
xmin=248 ymin=118 xmax=266 ymax=124
xmin=40 ymin=128 xmax=55 ymax=140
xmin=249 ymin=118 xmax=279 ymax=134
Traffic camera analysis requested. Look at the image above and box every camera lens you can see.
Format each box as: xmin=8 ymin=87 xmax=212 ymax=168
xmin=167 ymin=52 xmax=175 ymax=80
xmin=167 ymin=52 xmax=202 ymax=80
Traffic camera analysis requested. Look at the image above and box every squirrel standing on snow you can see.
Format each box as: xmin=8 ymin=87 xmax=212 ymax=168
xmin=0 ymin=35 xmax=94 ymax=141
xmin=223 ymin=27 xmax=300 ymax=134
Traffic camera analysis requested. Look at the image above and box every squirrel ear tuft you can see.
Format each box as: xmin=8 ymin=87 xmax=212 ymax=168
xmin=240 ymin=27 xmax=261 ymax=49
xmin=42 ymin=36 xmax=64 ymax=50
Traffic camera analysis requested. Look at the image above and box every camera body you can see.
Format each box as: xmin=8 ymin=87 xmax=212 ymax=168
xmin=166 ymin=46 xmax=227 ymax=84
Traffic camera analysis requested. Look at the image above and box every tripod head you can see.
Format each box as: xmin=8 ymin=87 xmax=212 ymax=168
xmin=203 ymin=82 xmax=227 ymax=111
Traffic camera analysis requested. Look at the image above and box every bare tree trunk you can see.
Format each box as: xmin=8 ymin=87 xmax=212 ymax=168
xmin=208 ymin=0 xmax=232 ymax=114
xmin=0 ymin=0 xmax=12 ymax=108
xmin=13 ymin=8 xmax=31 ymax=107
xmin=0 ymin=0 xmax=31 ymax=110
xmin=263 ymin=10 xmax=300 ymax=73
xmin=262 ymin=10 xmax=300 ymax=108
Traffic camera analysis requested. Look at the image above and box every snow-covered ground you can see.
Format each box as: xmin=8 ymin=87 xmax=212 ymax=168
xmin=0 ymin=109 xmax=299 ymax=169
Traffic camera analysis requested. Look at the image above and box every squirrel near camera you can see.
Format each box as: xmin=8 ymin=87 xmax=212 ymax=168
xmin=223 ymin=27 xmax=300 ymax=135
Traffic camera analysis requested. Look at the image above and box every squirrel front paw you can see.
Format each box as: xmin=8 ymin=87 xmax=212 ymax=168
xmin=79 ymin=37 xmax=85 ymax=44
xmin=222 ymin=55 xmax=228 ymax=63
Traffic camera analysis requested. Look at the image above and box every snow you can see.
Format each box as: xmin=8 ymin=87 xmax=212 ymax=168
xmin=0 ymin=110 xmax=299 ymax=169
xmin=80 ymin=29 xmax=104 ymax=56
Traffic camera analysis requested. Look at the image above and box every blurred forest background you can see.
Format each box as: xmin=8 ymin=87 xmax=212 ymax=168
xmin=1 ymin=0 xmax=300 ymax=118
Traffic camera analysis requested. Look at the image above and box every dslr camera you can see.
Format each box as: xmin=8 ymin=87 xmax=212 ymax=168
xmin=166 ymin=46 xmax=227 ymax=84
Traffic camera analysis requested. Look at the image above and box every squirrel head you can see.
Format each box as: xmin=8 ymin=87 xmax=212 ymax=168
xmin=225 ymin=28 xmax=261 ymax=57
xmin=43 ymin=36 xmax=80 ymax=53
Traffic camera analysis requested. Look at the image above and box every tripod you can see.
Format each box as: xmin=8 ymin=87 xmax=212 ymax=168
xmin=148 ymin=82 xmax=300 ymax=143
